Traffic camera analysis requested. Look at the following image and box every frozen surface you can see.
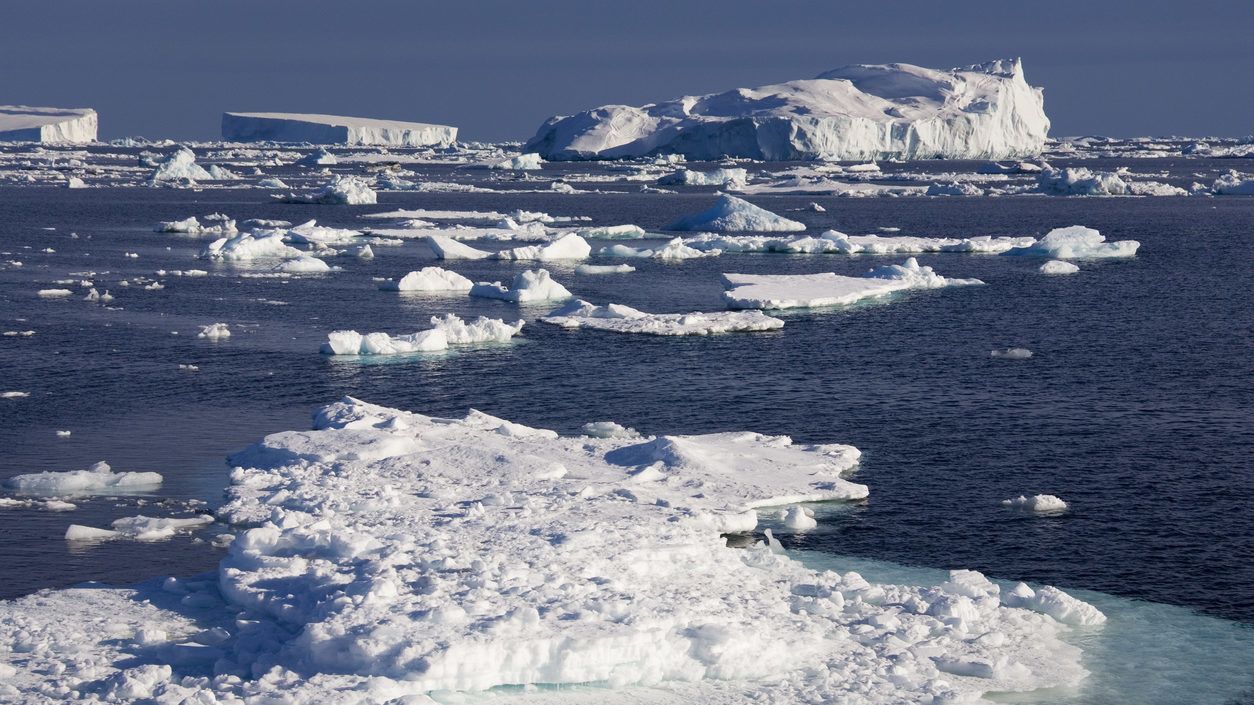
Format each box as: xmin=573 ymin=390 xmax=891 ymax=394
xmin=470 ymin=268 xmax=573 ymax=303
xmin=200 ymin=233 xmax=304 ymax=261
xmin=668 ymin=195 xmax=805 ymax=232
xmin=0 ymin=106 xmax=97 ymax=143
xmin=1212 ymin=170 xmax=1254 ymax=195
xmin=1005 ymin=226 xmax=1139 ymax=259
xmin=379 ymin=267 xmax=474 ymax=292
xmin=542 ymin=300 xmax=785 ymax=336
xmin=276 ymin=176 xmax=377 ymax=205
xmin=4 ymin=461 xmax=161 ymax=496
xmin=525 ymin=59 xmax=1049 ymax=161
xmin=66 ymin=515 xmax=215 ymax=542
xmin=222 ymin=112 xmax=456 ymax=147
xmin=657 ymin=168 xmax=748 ymax=187
xmin=723 ymin=257 xmax=983 ymax=310
xmin=426 ymin=235 xmax=492 ymax=260
xmin=991 ymin=347 xmax=1034 ymax=359
xmin=149 ymin=148 xmax=212 ymax=184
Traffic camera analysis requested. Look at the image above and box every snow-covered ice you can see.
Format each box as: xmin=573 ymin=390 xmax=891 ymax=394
xmin=425 ymin=235 xmax=492 ymax=260
xmin=0 ymin=106 xmax=97 ymax=143
xmin=197 ymin=323 xmax=231 ymax=340
xmin=322 ymin=315 xmax=523 ymax=355
xmin=272 ymin=256 xmax=332 ymax=273
xmin=576 ymin=263 xmax=636 ymax=274
xmin=723 ymin=258 xmax=983 ymax=310
xmin=1040 ymin=260 xmax=1080 ymax=274
xmin=4 ymin=461 xmax=162 ymax=495
xmin=543 ymin=300 xmax=785 ymax=336
xmin=668 ymin=195 xmax=806 ymax=232
xmin=276 ymin=176 xmax=377 ymax=205
xmin=222 ymin=112 xmax=457 ymax=147
xmin=494 ymin=233 xmax=592 ymax=260
xmin=657 ymin=168 xmax=748 ymax=187
xmin=682 ymin=230 xmax=1036 ymax=256
xmin=379 ymin=267 xmax=474 ymax=292
xmin=1212 ymin=170 xmax=1254 ymax=195
xmin=526 ymin=59 xmax=1049 ymax=161
xmin=200 ymin=233 xmax=304 ymax=261
xmin=470 ymin=269 xmax=573 ymax=303
xmin=66 ymin=515 xmax=215 ymax=542
xmin=490 ymin=153 xmax=544 ymax=170
xmin=1006 ymin=226 xmax=1139 ymax=259
xmin=991 ymin=348 xmax=1034 ymax=359
xmin=781 ymin=505 xmax=818 ymax=530
xmin=1002 ymin=494 xmax=1067 ymax=513
xmin=149 ymin=147 xmax=212 ymax=184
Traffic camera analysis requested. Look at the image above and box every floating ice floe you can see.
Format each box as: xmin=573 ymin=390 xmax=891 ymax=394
xmin=1005 ymin=226 xmax=1139 ymax=259
xmin=322 ymin=315 xmax=524 ymax=355
xmin=425 ymin=235 xmax=492 ymax=260
xmin=470 ymin=269 xmax=573 ymax=303
xmin=149 ymin=147 xmax=212 ymax=185
xmin=155 ymin=214 xmax=237 ymax=235
xmin=1002 ymin=494 xmax=1067 ymax=513
xmin=600 ymin=237 xmax=718 ymax=260
xmin=781 ymin=505 xmax=818 ymax=530
xmin=36 ymin=288 xmax=73 ymax=298
xmin=1212 ymin=170 xmax=1254 ymax=195
xmin=723 ymin=258 xmax=983 ymax=310
xmin=494 ymin=233 xmax=592 ymax=260
xmin=276 ymin=176 xmax=377 ymax=205
xmin=657 ymin=168 xmax=748 ymax=187
xmin=541 ymin=300 xmax=785 ymax=336
xmin=668 ymin=195 xmax=806 ymax=232
xmin=199 ymin=232 xmax=304 ymax=261
xmin=580 ymin=420 xmax=641 ymax=439
xmin=272 ymin=256 xmax=333 ymax=273
xmin=1036 ymin=167 xmax=1187 ymax=197
xmin=4 ymin=461 xmax=162 ymax=495
xmin=991 ymin=348 xmax=1033 ymax=359
xmin=681 ymin=230 xmax=1036 ymax=255
xmin=489 ymin=153 xmax=543 ymax=170
xmin=1 ymin=392 xmax=30 ymax=399
xmin=379 ymin=267 xmax=474 ymax=292
xmin=65 ymin=514 xmax=214 ymax=542
xmin=295 ymin=148 xmax=337 ymax=166
xmin=575 ymin=224 xmax=648 ymax=239
xmin=0 ymin=497 xmax=75 ymax=511
xmin=576 ymin=263 xmax=636 ymax=274
xmin=1040 ymin=260 xmax=1080 ymax=274
xmin=1003 ymin=582 xmax=1106 ymax=626
xmin=197 ymin=323 xmax=231 ymax=340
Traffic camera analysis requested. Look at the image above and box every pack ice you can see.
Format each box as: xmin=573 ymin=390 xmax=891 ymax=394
xmin=723 ymin=258 xmax=983 ymax=310
xmin=322 ymin=315 xmax=524 ymax=355
xmin=0 ymin=106 xmax=97 ymax=143
xmin=542 ymin=300 xmax=785 ymax=335
xmin=221 ymin=112 xmax=457 ymax=147
xmin=525 ymin=59 xmax=1049 ymax=161
xmin=0 ymin=398 xmax=1103 ymax=703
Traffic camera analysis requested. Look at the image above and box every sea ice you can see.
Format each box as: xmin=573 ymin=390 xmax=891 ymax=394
xmin=1005 ymin=226 xmax=1139 ymax=259
xmin=272 ymin=256 xmax=332 ymax=273
xmin=668 ymin=195 xmax=806 ymax=232
xmin=542 ymin=300 xmax=785 ymax=336
xmin=379 ymin=267 xmax=474 ymax=292
xmin=322 ymin=315 xmax=523 ymax=355
xmin=1001 ymin=494 xmax=1067 ymax=513
xmin=470 ymin=269 xmax=573 ymax=303
xmin=1212 ymin=170 xmax=1254 ymax=195
xmin=991 ymin=348 xmax=1034 ymax=359
xmin=295 ymin=148 xmax=337 ymax=166
xmin=149 ymin=147 xmax=212 ymax=184
xmin=200 ymin=232 xmax=304 ymax=261
xmin=682 ymin=231 xmax=1035 ymax=255
xmin=426 ymin=235 xmax=492 ymax=260
xmin=197 ymin=323 xmax=231 ymax=340
xmin=576 ymin=263 xmax=636 ymax=274
xmin=4 ymin=461 xmax=162 ymax=495
xmin=1040 ymin=260 xmax=1080 ymax=274
xmin=723 ymin=258 xmax=983 ymax=310
xmin=781 ymin=505 xmax=818 ymax=530
xmin=490 ymin=153 xmax=544 ymax=170
xmin=67 ymin=515 xmax=214 ymax=542
xmin=155 ymin=215 xmax=237 ymax=236
xmin=657 ymin=168 xmax=748 ymax=187
xmin=276 ymin=176 xmax=377 ymax=205
xmin=494 ymin=233 xmax=592 ymax=260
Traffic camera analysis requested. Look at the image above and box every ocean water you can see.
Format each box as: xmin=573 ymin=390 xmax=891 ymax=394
xmin=0 ymin=167 xmax=1251 ymax=699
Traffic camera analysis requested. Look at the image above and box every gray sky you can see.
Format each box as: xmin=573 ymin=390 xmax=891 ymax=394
xmin=3 ymin=0 xmax=1251 ymax=142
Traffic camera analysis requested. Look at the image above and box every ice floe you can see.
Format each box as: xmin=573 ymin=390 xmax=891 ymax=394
xmin=66 ymin=515 xmax=214 ymax=542
xmin=541 ymin=300 xmax=785 ymax=336
xmin=379 ymin=267 xmax=474 ymax=292
xmin=682 ymin=231 xmax=1036 ymax=255
xmin=1212 ymin=170 xmax=1254 ymax=195
xmin=4 ymin=461 xmax=162 ymax=495
xmin=1005 ymin=226 xmax=1139 ymax=259
xmin=199 ymin=232 xmax=304 ymax=261
xmin=668 ymin=195 xmax=806 ymax=232
xmin=426 ymin=235 xmax=492 ymax=260
xmin=658 ymin=168 xmax=748 ymax=187
xmin=490 ymin=153 xmax=543 ymax=170
xmin=723 ymin=258 xmax=983 ymax=310
xmin=991 ymin=348 xmax=1034 ymax=359
xmin=1002 ymin=494 xmax=1067 ymax=513
xmin=1040 ymin=260 xmax=1080 ymax=274
xmin=470 ymin=269 xmax=573 ymax=303
xmin=494 ymin=233 xmax=592 ymax=260
xmin=149 ymin=147 xmax=212 ymax=184
xmin=197 ymin=323 xmax=231 ymax=340
xmin=576 ymin=263 xmax=636 ymax=274
xmin=155 ymin=214 xmax=237 ymax=235
xmin=322 ymin=315 xmax=523 ymax=355
xmin=276 ymin=176 xmax=377 ymax=205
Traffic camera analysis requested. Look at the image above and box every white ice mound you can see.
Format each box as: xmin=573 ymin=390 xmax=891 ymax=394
xmin=1006 ymin=225 xmax=1139 ymax=259
xmin=668 ymin=195 xmax=805 ymax=232
xmin=200 ymin=233 xmax=304 ymax=261
xmin=425 ymin=235 xmax=492 ymax=260
xmin=322 ymin=315 xmax=523 ymax=355
xmin=149 ymin=147 xmax=212 ymax=184
xmin=1003 ymin=582 xmax=1106 ymax=626
xmin=542 ymin=299 xmax=785 ymax=336
xmin=379 ymin=267 xmax=474 ymax=292
xmin=4 ymin=461 xmax=162 ymax=495
xmin=277 ymin=175 xmax=377 ymax=205
xmin=991 ymin=347 xmax=1033 ymax=359
xmin=470 ymin=269 xmax=573 ymax=303
xmin=0 ymin=105 xmax=97 ymax=143
xmin=781 ymin=505 xmax=818 ymax=530
xmin=1212 ymin=170 xmax=1254 ymax=195
xmin=1002 ymin=494 xmax=1067 ymax=513
xmin=272 ymin=256 xmax=332 ymax=273
xmin=657 ymin=168 xmax=748 ymax=187
xmin=600 ymin=237 xmax=718 ymax=260
xmin=494 ymin=233 xmax=592 ymax=260
xmin=67 ymin=515 xmax=214 ymax=542
xmin=155 ymin=214 xmax=237 ymax=236
xmin=1040 ymin=260 xmax=1080 ymax=275
xmin=197 ymin=323 xmax=231 ymax=340
xmin=489 ymin=153 xmax=543 ymax=170
xmin=577 ymin=263 xmax=636 ymax=274
xmin=723 ymin=257 xmax=983 ymax=310
xmin=525 ymin=59 xmax=1049 ymax=161
xmin=222 ymin=112 xmax=457 ymax=147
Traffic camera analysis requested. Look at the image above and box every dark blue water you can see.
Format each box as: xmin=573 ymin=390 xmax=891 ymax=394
xmin=0 ymin=179 xmax=1251 ymax=626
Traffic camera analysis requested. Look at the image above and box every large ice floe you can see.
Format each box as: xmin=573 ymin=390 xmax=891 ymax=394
xmin=0 ymin=397 xmax=1106 ymax=703
xmin=668 ymin=195 xmax=806 ymax=232
xmin=0 ymin=105 xmax=98 ymax=143
xmin=542 ymin=300 xmax=785 ymax=335
xmin=470 ymin=268 xmax=573 ymax=303
xmin=378 ymin=267 xmax=474 ymax=292
xmin=275 ymin=176 xmax=378 ymax=205
xmin=322 ymin=315 xmax=524 ymax=355
xmin=3 ymin=461 xmax=161 ymax=495
xmin=426 ymin=235 xmax=492 ymax=260
xmin=1005 ymin=226 xmax=1139 ymax=259
xmin=524 ymin=59 xmax=1049 ymax=161
xmin=682 ymin=230 xmax=1036 ymax=255
xmin=199 ymin=233 xmax=305 ymax=262
xmin=221 ymin=112 xmax=457 ymax=147
xmin=723 ymin=258 xmax=983 ymax=310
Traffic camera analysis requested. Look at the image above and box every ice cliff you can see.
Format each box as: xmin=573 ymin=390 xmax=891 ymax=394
xmin=222 ymin=112 xmax=457 ymax=147
xmin=0 ymin=106 xmax=97 ymax=143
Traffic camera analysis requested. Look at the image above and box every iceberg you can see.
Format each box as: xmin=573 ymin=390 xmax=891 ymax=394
xmin=489 ymin=153 xmax=543 ymax=170
xmin=657 ymin=168 xmax=749 ymax=187
xmin=0 ymin=106 xmax=97 ymax=143
xmin=470 ymin=268 xmax=573 ymax=303
xmin=494 ymin=233 xmax=592 ymax=260
xmin=668 ymin=195 xmax=805 ymax=232
xmin=542 ymin=300 xmax=785 ymax=336
xmin=4 ymin=461 xmax=161 ymax=495
xmin=723 ymin=258 xmax=983 ymax=310
xmin=525 ymin=59 xmax=1049 ymax=161
xmin=379 ymin=267 xmax=474 ymax=292
xmin=1212 ymin=170 xmax=1254 ymax=195
xmin=197 ymin=323 xmax=231 ymax=340
xmin=322 ymin=315 xmax=523 ymax=355
xmin=1040 ymin=260 xmax=1080 ymax=274
xmin=275 ymin=176 xmax=377 ymax=205
xmin=200 ymin=233 xmax=304 ymax=261
xmin=221 ymin=112 xmax=457 ymax=147
xmin=425 ymin=235 xmax=492 ymax=260
xmin=149 ymin=147 xmax=212 ymax=184
xmin=1005 ymin=226 xmax=1139 ymax=259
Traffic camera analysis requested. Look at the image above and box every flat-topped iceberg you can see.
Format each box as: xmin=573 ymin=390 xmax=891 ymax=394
xmin=723 ymin=258 xmax=983 ymax=310
xmin=542 ymin=300 xmax=785 ymax=335
xmin=0 ymin=105 xmax=97 ymax=143
xmin=222 ymin=112 xmax=457 ymax=147
xmin=525 ymin=59 xmax=1049 ymax=161
xmin=668 ymin=195 xmax=805 ymax=232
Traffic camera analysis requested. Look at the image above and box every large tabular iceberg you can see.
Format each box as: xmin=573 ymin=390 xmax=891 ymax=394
xmin=222 ymin=112 xmax=457 ymax=147
xmin=525 ymin=59 xmax=1049 ymax=161
xmin=0 ymin=106 xmax=97 ymax=143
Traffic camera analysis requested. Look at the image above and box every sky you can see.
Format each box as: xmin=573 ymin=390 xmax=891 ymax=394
xmin=2 ymin=0 xmax=1252 ymax=142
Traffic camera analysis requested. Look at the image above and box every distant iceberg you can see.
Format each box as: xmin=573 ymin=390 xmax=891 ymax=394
xmin=525 ymin=59 xmax=1049 ymax=161
xmin=222 ymin=112 xmax=457 ymax=147
xmin=0 ymin=106 xmax=97 ymax=144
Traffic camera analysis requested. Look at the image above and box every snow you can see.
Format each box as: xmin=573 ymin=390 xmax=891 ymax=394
xmin=525 ymin=59 xmax=1049 ymax=161
xmin=149 ymin=147 xmax=212 ymax=184
xmin=470 ymin=269 xmax=573 ymax=303
xmin=322 ymin=315 xmax=523 ymax=355
xmin=1040 ymin=260 xmax=1080 ymax=274
xmin=200 ymin=233 xmax=304 ymax=261
xmin=658 ymin=168 xmax=748 ymax=187
xmin=542 ymin=300 xmax=785 ymax=336
xmin=668 ymin=195 xmax=806 ymax=232
xmin=1212 ymin=170 xmax=1254 ymax=195
xmin=495 ymin=233 xmax=592 ymax=260
xmin=1002 ymin=494 xmax=1067 ymax=513
xmin=723 ymin=258 xmax=983 ymax=310
xmin=276 ymin=176 xmax=377 ymax=205
xmin=426 ymin=235 xmax=492 ymax=260
xmin=991 ymin=347 xmax=1034 ymax=359
xmin=490 ymin=153 xmax=544 ymax=170
xmin=4 ymin=461 xmax=162 ymax=495
xmin=576 ymin=263 xmax=636 ymax=274
xmin=197 ymin=323 xmax=231 ymax=340
xmin=222 ymin=112 xmax=457 ymax=147
xmin=379 ymin=267 xmax=474 ymax=292
xmin=0 ymin=106 xmax=97 ymax=143
xmin=1006 ymin=225 xmax=1140 ymax=259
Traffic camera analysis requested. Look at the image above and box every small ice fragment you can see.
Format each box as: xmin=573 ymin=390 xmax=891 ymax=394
xmin=991 ymin=347 xmax=1033 ymax=359
xmin=1040 ymin=260 xmax=1080 ymax=275
xmin=198 ymin=323 xmax=231 ymax=340
xmin=56 ymin=430 xmax=71 ymax=437
xmin=1001 ymin=494 xmax=1067 ymax=513
xmin=781 ymin=506 xmax=817 ymax=530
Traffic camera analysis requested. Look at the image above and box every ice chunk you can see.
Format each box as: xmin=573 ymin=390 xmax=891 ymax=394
xmin=576 ymin=224 xmax=648 ymax=240
xmin=1004 ymin=582 xmax=1106 ymax=626
xmin=379 ymin=267 xmax=474 ymax=292
xmin=576 ymin=263 xmax=636 ymax=274
xmin=321 ymin=315 xmax=522 ymax=355
xmin=580 ymin=421 xmax=641 ymax=439
xmin=149 ymin=147 xmax=212 ymax=184
xmin=5 ymin=461 xmax=162 ymax=495
xmin=200 ymin=232 xmax=304 ymax=261
xmin=1036 ymin=167 xmax=1130 ymax=196
xmin=295 ymin=148 xmax=337 ymax=166
xmin=222 ymin=112 xmax=457 ymax=147
xmin=1001 ymin=494 xmax=1067 ymax=513
xmin=109 ymin=515 xmax=215 ymax=541
xmin=272 ymin=256 xmax=332 ymax=273
xmin=542 ymin=299 xmax=785 ymax=336
xmin=1 ymin=392 xmax=30 ymax=399
xmin=723 ymin=258 xmax=983 ymax=310
xmin=428 ymin=313 xmax=524 ymax=344
xmin=991 ymin=347 xmax=1033 ymax=359
xmin=490 ymin=153 xmax=543 ymax=170
xmin=682 ymin=231 xmax=1035 ymax=256
xmin=470 ymin=269 xmax=573 ymax=303
xmin=668 ymin=195 xmax=805 ymax=232
xmin=197 ymin=323 xmax=231 ymax=340
xmin=657 ymin=168 xmax=748 ymax=187
xmin=425 ymin=235 xmax=491 ymax=260
xmin=494 ymin=233 xmax=592 ymax=260
xmin=1212 ymin=170 xmax=1254 ymax=195
xmin=37 ymin=288 xmax=74 ymax=298
xmin=1006 ymin=225 xmax=1139 ymax=259
xmin=155 ymin=215 xmax=237 ymax=236
xmin=277 ymin=176 xmax=377 ymax=205
xmin=781 ymin=506 xmax=817 ymax=530
xmin=0 ymin=105 xmax=97 ymax=143
xmin=1040 ymin=260 xmax=1079 ymax=274
xmin=525 ymin=59 xmax=1049 ymax=161
xmin=599 ymin=237 xmax=718 ymax=260
xmin=65 ymin=525 xmax=120 ymax=541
